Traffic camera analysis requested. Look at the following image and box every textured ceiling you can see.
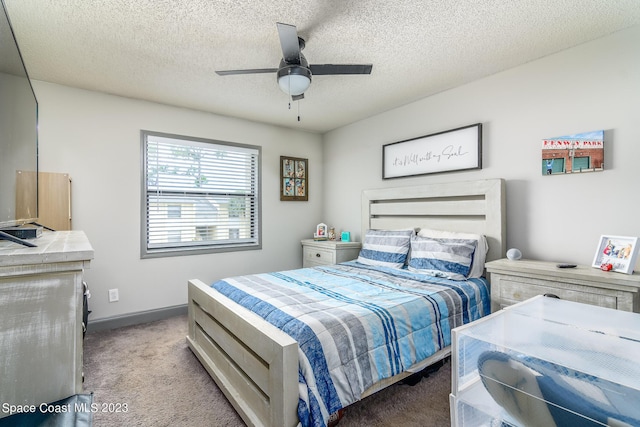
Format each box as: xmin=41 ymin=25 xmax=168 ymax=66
xmin=4 ymin=0 xmax=640 ymax=133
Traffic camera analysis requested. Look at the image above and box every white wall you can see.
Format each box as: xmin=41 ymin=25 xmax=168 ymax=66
xmin=323 ymin=26 xmax=640 ymax=269
xmin=33 ymin=82 xmax=323 ymax=321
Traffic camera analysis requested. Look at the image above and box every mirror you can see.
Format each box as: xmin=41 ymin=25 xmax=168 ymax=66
xmin=0 ymin=0 xmax=39 ymax=229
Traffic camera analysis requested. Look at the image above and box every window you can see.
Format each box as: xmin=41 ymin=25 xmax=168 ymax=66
xmin=141 ymin=131 xmax=261 ymax=258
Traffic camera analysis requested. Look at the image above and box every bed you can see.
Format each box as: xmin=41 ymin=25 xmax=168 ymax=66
xmin=186 ymin=178 xmax=505 ymax=427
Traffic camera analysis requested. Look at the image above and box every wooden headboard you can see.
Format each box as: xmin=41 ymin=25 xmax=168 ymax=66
xmin=361 ymin=178 xmax=506 ymax=262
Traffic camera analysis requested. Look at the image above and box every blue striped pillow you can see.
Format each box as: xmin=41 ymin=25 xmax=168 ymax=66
xmin=357 ymin=229 xmax=413 ymax=269
xmin=408 ymin=235 xmax=477 ymax=280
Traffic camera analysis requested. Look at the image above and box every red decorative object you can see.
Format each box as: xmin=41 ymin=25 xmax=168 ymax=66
xmin=600 ymin=263 xmax=613 ymax=271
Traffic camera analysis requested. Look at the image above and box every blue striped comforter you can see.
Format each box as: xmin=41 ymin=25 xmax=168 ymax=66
xmin=212 ymin=261 xmax=490 ymax=427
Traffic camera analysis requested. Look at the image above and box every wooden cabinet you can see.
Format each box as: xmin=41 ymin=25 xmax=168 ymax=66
xmin=0 ymin=231 xmax=93 ymax=416
xmin=16 ymin=171 xmax=72 ymax=230
xmin=485 ymin=258 xmax=640 ymax=313
xmin=301 ymin=239 xmax=361 ymax=267
xmin=38 ymin=172 xmax=72 ymax=230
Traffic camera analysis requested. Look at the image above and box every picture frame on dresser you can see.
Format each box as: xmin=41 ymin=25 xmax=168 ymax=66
xmin=592 ymin=235 xmax=640 ymax=274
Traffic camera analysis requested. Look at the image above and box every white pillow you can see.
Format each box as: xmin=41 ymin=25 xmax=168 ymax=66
xmin=417 ymin=228 xmax=488 ymax=278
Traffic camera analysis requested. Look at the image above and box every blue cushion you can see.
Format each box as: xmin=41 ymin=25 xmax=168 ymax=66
xmin=357 ymin=229 xmax=413 ymax=269
xmin=407 ymin=235 xmax=477 ymax=280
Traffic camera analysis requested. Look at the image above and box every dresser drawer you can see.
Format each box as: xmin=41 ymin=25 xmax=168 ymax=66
xmin=303 ymin=246 xmax=336 ymax=266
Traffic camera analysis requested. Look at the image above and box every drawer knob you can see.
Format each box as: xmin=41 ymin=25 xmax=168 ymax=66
xmin=316 ymin=253 xmax=321 ymax=257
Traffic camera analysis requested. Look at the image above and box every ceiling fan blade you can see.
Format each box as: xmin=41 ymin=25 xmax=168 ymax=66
xmin=215 ymin=68 xmax=278 ymax=76
xmin=309 ymin=64 xmax=373 ymax=75
xmin=276 ymin=22 xmax=301 ymax=64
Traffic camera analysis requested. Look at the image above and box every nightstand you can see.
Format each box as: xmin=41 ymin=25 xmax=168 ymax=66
xmin=485 ymin=258 xmax=640 ymax=313
xmin=301 ymin=239 xmax=361 ymax=267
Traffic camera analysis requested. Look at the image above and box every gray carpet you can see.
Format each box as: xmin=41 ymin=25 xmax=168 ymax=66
xmin=84 ymin=314 xmax=452 ymax=426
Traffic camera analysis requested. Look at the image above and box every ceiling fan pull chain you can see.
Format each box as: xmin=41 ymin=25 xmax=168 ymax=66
xmin=288 ymin=72 xmax=292 ymax=111
xmin=297 ymin=100 xmax=301 ymax=122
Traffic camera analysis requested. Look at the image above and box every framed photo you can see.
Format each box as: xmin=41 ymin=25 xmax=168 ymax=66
xmin=592 ymin=235 xmax=640 ymax=274
xmin=542 ymin=130 xmax=604 ymax=175
xmin=314 ymin=223 xmax=327 ymax=240
xmin=382 ymin=123 xmax=482 ymax=179
xmin=280 ymin=156 xmax=308 ymax=201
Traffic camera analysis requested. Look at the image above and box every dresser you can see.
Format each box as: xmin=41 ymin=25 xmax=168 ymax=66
xmin=301 ymin=239 xmax=361 ymax=267
xmin=485 ymin=258 xmax=640 ymax=313
xmin=0 ymin=231 xmax=93 ymax=417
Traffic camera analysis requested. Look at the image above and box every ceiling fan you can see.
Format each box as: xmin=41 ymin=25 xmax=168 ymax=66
xmin=215 ymin=22 xmax=373 ymax=100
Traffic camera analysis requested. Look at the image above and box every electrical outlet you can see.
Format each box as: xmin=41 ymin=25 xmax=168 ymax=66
xmin=108 ymin=288 xmax=119 ymax=302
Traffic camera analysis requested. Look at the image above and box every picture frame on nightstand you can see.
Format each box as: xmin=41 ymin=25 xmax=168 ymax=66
xmin=592 ymin=235 xmax=639 ymax=274
xmin=314 ymin=223 xmax=327 ymax=240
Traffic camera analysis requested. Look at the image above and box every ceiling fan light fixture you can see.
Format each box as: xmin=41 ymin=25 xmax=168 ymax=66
xmin=277 ymin=66 xmax=311 ymax=96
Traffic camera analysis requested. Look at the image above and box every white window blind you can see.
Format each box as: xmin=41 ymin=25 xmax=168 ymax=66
xmin=142 ymin=131 xmax=260 ymax=257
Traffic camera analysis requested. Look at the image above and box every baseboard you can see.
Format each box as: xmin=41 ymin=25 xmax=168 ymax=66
xmin=87 ymin=304 xmax=188 ymax=332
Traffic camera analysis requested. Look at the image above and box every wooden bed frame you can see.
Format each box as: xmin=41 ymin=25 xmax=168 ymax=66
xmin=187 ymin=178 xmax=505 ymax=427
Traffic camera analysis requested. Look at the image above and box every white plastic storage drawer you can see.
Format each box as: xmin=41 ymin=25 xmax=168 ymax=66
xmin=450 ymin=295 xmax=640 ymax=426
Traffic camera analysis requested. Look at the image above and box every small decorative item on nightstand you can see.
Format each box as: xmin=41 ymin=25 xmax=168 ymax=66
xmin=506 ymin=248 xmax=522 ymax=260
xmin=600 ymin=263 xmax=613 ymax=271
xmin=341 ymin=231 xmax=351 ymax=242
xmin=328 ymin=227 xmax=336 ymax=240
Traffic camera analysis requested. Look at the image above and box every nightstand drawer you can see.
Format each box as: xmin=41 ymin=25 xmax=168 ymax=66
xmin=303 ymin=246 xmax=336 ymax=266
xmin=301 ymin=239 xmax=362 ymax=268
xmin=499 ymin=277 xmax=617 ymax=309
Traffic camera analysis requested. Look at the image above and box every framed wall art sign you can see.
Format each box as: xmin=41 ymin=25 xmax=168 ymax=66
xmin=280 ymin=156 xmax=308 ymax=201
xmin=592 ymin=235 xmax=639 ymax=274
xmin=382 ymin=123 xmax=482 ymax=179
